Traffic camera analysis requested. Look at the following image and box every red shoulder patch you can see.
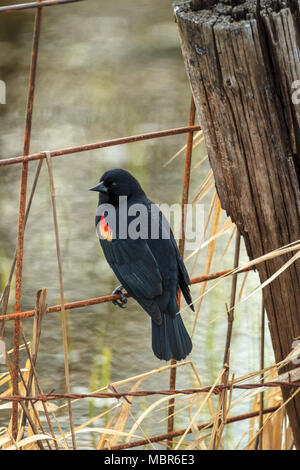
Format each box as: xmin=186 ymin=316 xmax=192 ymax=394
xmin=99 ymin=213 xmax=113 ymax=242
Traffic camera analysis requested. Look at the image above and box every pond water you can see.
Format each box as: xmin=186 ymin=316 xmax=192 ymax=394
xmin=0 ymin=0 xmax=274 ymax=449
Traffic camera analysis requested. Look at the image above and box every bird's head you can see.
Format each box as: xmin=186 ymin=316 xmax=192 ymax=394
xmin=89 ymin=168 xmax=145 ymax=205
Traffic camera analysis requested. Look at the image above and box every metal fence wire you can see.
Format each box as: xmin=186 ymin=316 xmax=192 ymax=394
xmin=0 ymin=0 xmax=293 ymax=450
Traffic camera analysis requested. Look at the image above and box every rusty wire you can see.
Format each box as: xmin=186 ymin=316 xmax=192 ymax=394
xmin=0 ymin=0 xmax=86 ymax=13
xmin=12 ymin=0 xmax=44 ymax=439
xmin=1 ymin=381 xmax=300 ymax=403
xmin=109 ymin=405 xmax=280 ymax=450
xmin=0 ymin=266 xmax=254 ymax=323
xmin=0 ymin=125 xmax=201 ymax=167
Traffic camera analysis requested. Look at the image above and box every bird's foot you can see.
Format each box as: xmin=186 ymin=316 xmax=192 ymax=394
xmin=112 ymin=285 xmax=127 ymax=308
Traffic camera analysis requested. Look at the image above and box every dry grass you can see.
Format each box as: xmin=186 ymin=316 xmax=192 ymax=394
xmin=0 ymin=351 xmax=299 ymax=449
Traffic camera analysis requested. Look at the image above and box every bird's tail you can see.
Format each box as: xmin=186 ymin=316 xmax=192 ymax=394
xmin=151 ymin=311 xmax=192 ymax=361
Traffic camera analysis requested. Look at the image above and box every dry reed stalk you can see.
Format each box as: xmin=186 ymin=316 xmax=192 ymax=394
xmin=209 ymin=370 xmax=234 ymax=450
xmin=223 ymin=231 xmax=241 ymax=365
xmin=5 ymin=354 xmax=45 ymax=450
xmin=256 ymin=299 xmax=265 ymax=450
xmin=221 ymin=225 xmax=237 ymax=258
xmin=245 ymin=381 xmax=300 ymax=449
xmin=163 ymin=131 xmax=203 ymax=167
xmin=103 ymin=379 xmax=156 ymax=450
xmin=191 ymin=197 xmax=222 ymax=337
xmin=189 ymin=218 xmax=233 ymax=256
xmin=19 ymin=336 xmax=59 ymax=449
xmin=182 ymin=241 xmax=300 ymax=328
xmin=48 ymin=410 xmax=70 ymax=450
xmin=98 ymin=361 xmax=201 ymax=448
xmin=207 ymin=232 xmax=241 ymax=450
xmin=109 ymin=404 xmax=280 ymax=450
xmin=225 ymin=249 xmax=300 ymax=320
xmin=237 ymin=271 xmax=249 ymax=303
xmin=191 ymin=170 xmax=214 ymax=205
xmin=45 ymin=152 xmax=76 ymax=449
xmin=97 ymin=412 xmax=119 ymax=449
xmin=189 ymin=189 xmax=217 ymax=275
xmin=51 ymin=403 xmax=122 ymax=449
xmin=19 ymin=290 xmax=59 ymax=449
xmin=17 ymin=365 xmax=49 ymax=450
xmin=0 ymin=159 xmax=43 ymax=339
xmin=192 ymin=153 xmax=208 ymax=170
xmin=175 ymin=367 xmax=226 ymax=449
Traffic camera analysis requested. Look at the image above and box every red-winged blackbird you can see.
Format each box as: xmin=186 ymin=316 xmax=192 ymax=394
xmin=90 ymin=169 xmax=193 ymax=361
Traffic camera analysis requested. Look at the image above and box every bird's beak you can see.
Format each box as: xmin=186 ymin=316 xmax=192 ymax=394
xmin=89 ymin=181 xmax=108 ymax=193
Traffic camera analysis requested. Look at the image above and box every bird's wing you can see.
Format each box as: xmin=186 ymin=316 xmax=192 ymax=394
xmin=101 ymin=238 xmax=163 ymax=324
xmin=169 ymin=231 xmax=194 ymax=311
xmin=100 ymin=238 xmax=163 ymax=320
xmin=146 ymin=200 xmax=194 ymax=312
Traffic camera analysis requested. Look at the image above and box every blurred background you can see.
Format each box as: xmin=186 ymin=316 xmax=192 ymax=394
xmin=0 ymin=0 xmax=274 ymax=449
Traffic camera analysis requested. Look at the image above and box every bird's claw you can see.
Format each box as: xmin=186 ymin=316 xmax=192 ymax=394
xmin=112 ymin=285 xmax=127 ymax=308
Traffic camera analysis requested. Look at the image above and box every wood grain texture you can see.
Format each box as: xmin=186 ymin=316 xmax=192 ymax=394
xmin=175 ymin=0 xmax=300 ymax=447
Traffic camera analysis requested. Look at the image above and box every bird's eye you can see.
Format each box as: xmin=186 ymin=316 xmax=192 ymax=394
xmin=110 ymin=182 xmax=117 ymax=187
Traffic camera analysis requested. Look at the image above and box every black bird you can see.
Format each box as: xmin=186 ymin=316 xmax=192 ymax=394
xmin=89 ymin=169 xmax=193 ymax=361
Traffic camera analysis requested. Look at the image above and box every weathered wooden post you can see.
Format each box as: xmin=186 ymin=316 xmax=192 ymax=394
xmin=174 ymin=0 xmax=300 ymax=447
